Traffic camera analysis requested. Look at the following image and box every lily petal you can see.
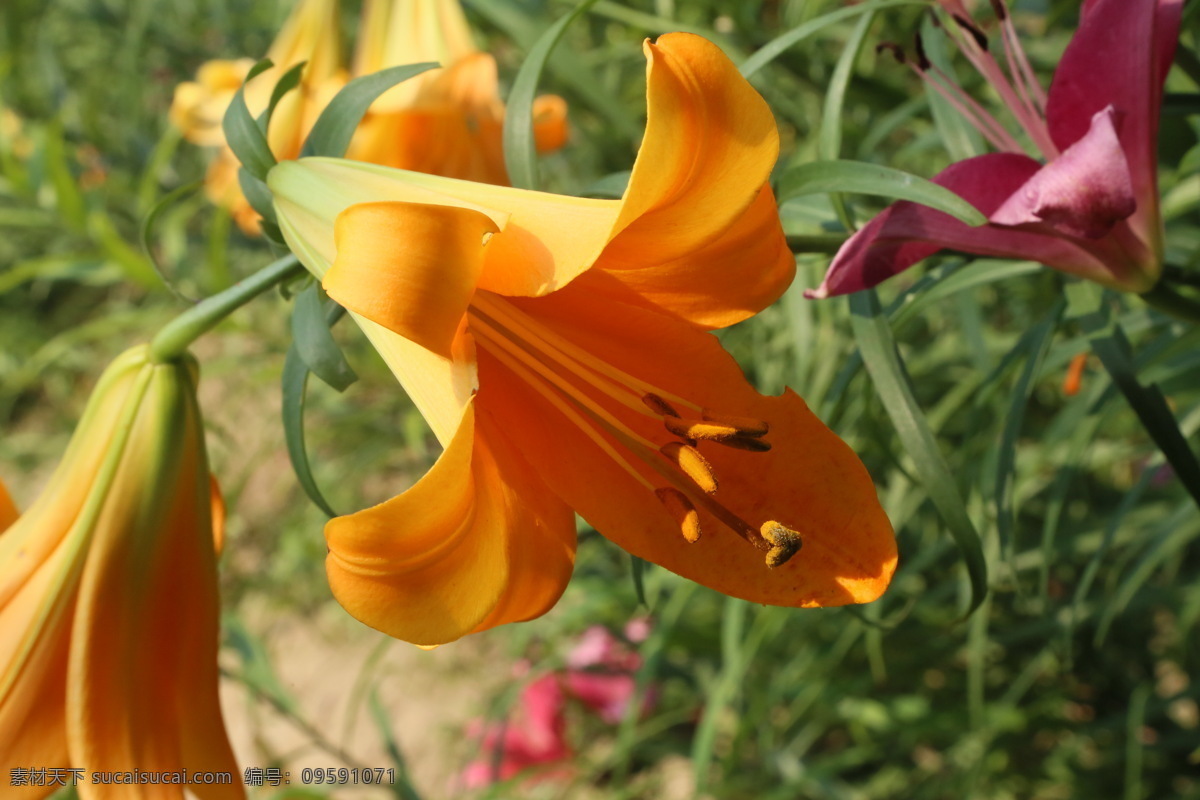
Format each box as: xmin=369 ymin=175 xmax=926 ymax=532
xmin=992 ymin=106 xmax=1135 ymax=238
xmin=326 ymin=201 xmax=500 ymax=358
xmin=66 ymin=366 xmax=242 ymax=799
xmin=592 ymin=184 xmax=795 ymax=329
xmin=480 ymin=287 xmax=897 ymax=606
xmin=325 ymin=404 xmax=576 ymax=646
xmin=0 ymin=480 xmax=16 ymax=532
xmin=605 ymin=34 xmax=780 ymax=266
xmin=1047 ymin=0 xmax=1182 ymax=230
xmin=270 ymin=158 xmax=619 ymax=297
xmin=808 ymin=153 xmax=1118 ymax=297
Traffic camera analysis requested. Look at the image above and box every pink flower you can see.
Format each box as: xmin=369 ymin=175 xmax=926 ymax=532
xmin=462 ymin=674 xmax=572 ymax=788
xmin=461 ymin=626 xmax=655 ymax=787
xmin=808 ymin=0 xmax=1183 ymax=298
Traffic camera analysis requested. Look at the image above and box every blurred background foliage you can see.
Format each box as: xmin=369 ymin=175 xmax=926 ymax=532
xmin=2 ymin=0 xmax=1199 ymax=797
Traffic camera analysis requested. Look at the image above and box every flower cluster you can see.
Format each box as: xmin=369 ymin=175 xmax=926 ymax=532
xmin=170 ymin=0 xmax=567 ymax=233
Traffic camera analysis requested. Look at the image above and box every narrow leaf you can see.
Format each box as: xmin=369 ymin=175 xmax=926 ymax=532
xmin=291 ymin=283 xmax=358 ymax=392
xmin=261 ymin=60 xmax=307 ymax=129
xmin=740 ymin=0 xmax=925 ymax=78
xmin=503 ymin=0 xmax=602 ymax=190
xmin=994 ymin=302 xmax=1062 ymax=555
xmin=849 ymin=288 xmax=989 ymax=615
xmin=300 ymin=63 xmax=438 ymax=158
xmin=139 ymin=179 xmax=204 ymax=301
xmin=282 ymin=343 xmax=339 ymax=519
xmin=777 ymin=160 xmax=988 ymax=226
xmin=1067 ymin=281 xmax=1200 ymax=510
xmin=222 ymin=59 xmax=277 ymax=180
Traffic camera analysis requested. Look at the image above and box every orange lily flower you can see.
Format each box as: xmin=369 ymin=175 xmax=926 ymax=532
xmin=345 ymin=0 xmax=568 ymax=184
xmin=268 ymin=33 xmax=897 ymax=647
xmin=171 ymin=0 xmax=567 ymax=234
xmin=171 ymin=0 xmax=344 ymax=234
xmin=0 ymin=346 xmax=241 ymax=798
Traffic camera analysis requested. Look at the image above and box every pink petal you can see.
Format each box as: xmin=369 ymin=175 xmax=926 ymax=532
xmin=991 ymin=106 xmax=1135 ymax=238
xmin=1047 ymin=0 xmax=1182 ymax=217
xmin=808 ymin=154 xmax=1026 ymax=297
xmin=564 ymin=672 xmax=637 ymax=723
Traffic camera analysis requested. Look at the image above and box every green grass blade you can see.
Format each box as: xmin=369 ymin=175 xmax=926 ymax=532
xmin=740 ymin=0 xmax=925 ymax=78
xmin=1067 ymin=281 xmax=1200 ymax=510
xmin=502 ymin=0 xmax=602 ymax=191
xmin=994 ymin=302 xmax=1062 ymax=555
xmin=777 ymin=160 xmax=987 ymax=226
xmin=849 ymin=288 xmax=989 ymax=615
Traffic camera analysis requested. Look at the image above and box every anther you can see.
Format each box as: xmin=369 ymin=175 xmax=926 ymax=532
xmin=719 ymin=436 xmax=772 ymax=453
xmin=761 ymin=522 xmax=803 ymax=568
xmin=641 ymin=392 xmax=680 ymax=418
xmin=912 ymin=34 xmax=931 ymax=70
xmin=701 ymin=410 xmax=768 ymax=438
xmin=988 ymin=0 xmax=1008 ymax=21
xmin=665 ymin=417 xmax=741 ymax=442
xmin=876 ymin=42 xmax=907 ymax=64
xmin=655 ymin=488 xmax=702 ymax=543
xmin=659 ymin=442 xmax=718 ymax=494
xmin=664 ymin=415 xmax=769 ymax=445
xmin=952 ymin=15 xmax=989 ymax=51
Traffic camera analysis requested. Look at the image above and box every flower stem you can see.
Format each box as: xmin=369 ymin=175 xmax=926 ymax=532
xmin=149 ymin=254 xmax=303 ymax=363
xmin=1138 ymin=281 xmax=1200 ymax=325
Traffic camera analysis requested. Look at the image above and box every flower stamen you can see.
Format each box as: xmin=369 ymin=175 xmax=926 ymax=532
xmin=761 ymin=522 xmax=803 ymax=568
xmin=660 ymin=442 xmax=718 ymax=494
xmin=655 ymin=488 xmax=702 ymax=543
xmin=467 ymin=295 xmax=789 ymax=566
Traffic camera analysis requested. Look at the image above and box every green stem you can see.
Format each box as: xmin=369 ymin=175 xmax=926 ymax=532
xmin=149 ymin=254 xmax=302 ymax=363
xmin=1138 ymin=280 xmax=1200 ymax=324
xmin=786 ymin=233 xmax=848 ymax=254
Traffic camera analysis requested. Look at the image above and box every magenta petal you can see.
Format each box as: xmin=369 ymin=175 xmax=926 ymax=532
xmin=807 ymin=154 xmax=1037 ymax=298
xmin=991 ymin=106 xmax=1135 ymax=239
xmin=1047 ymin=0 xmax=1182 ymax=207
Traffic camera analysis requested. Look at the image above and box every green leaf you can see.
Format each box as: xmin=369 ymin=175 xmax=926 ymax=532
xmin=368 ymin=691 xmax=423 ymax=800
xmin=237 ymin=167 xmax=277 ymax=226
xmin=261 ymin=60 xmax=307 ymax=127
xmin=777 ymin=160 xmax=988 ymax=227
xmin=849 ymin=288 xmax=989 ymax=616
xmin=300 ymin=63 xmax=438 ymax=158
xmin=291 ymin=282 xmax=358 ymax=392
xmin=630 ymin=555 xmax=648 ymax=608
xmin=468 ymin=0 xmax=640 ymax=143
xmin=503 ymin=0 xmax=602 ymax=190
xmin=817 ymin=10 xmax=875 ymax=231
xmin=139 ymin=179 xmax=203 ymax=301
xmin=222 ymin=59 xmax=277 ymax=181
xmin=740 ymin=0 xmax=925 ymax=78
xmin=282 ymin=342 xmax=339 ymax=519
xmin=994 ymin=302 xmax=1062 ymax=556
xmin=1067 ymin=281 xmax=1200 ymax=510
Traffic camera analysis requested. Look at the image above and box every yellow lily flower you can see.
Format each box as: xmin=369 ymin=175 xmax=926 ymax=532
xmin=268 ymin=33 xmax=897 ymax=647
xmin=0 ymin=346 xmax=242 ymax=798
xmin=345 ymin=0 xmax=568 ymax=184
xmin=171 ymin=0 xmax=345 ymax=234
xmin=172 ymin=0 xmax=567 ymax=234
